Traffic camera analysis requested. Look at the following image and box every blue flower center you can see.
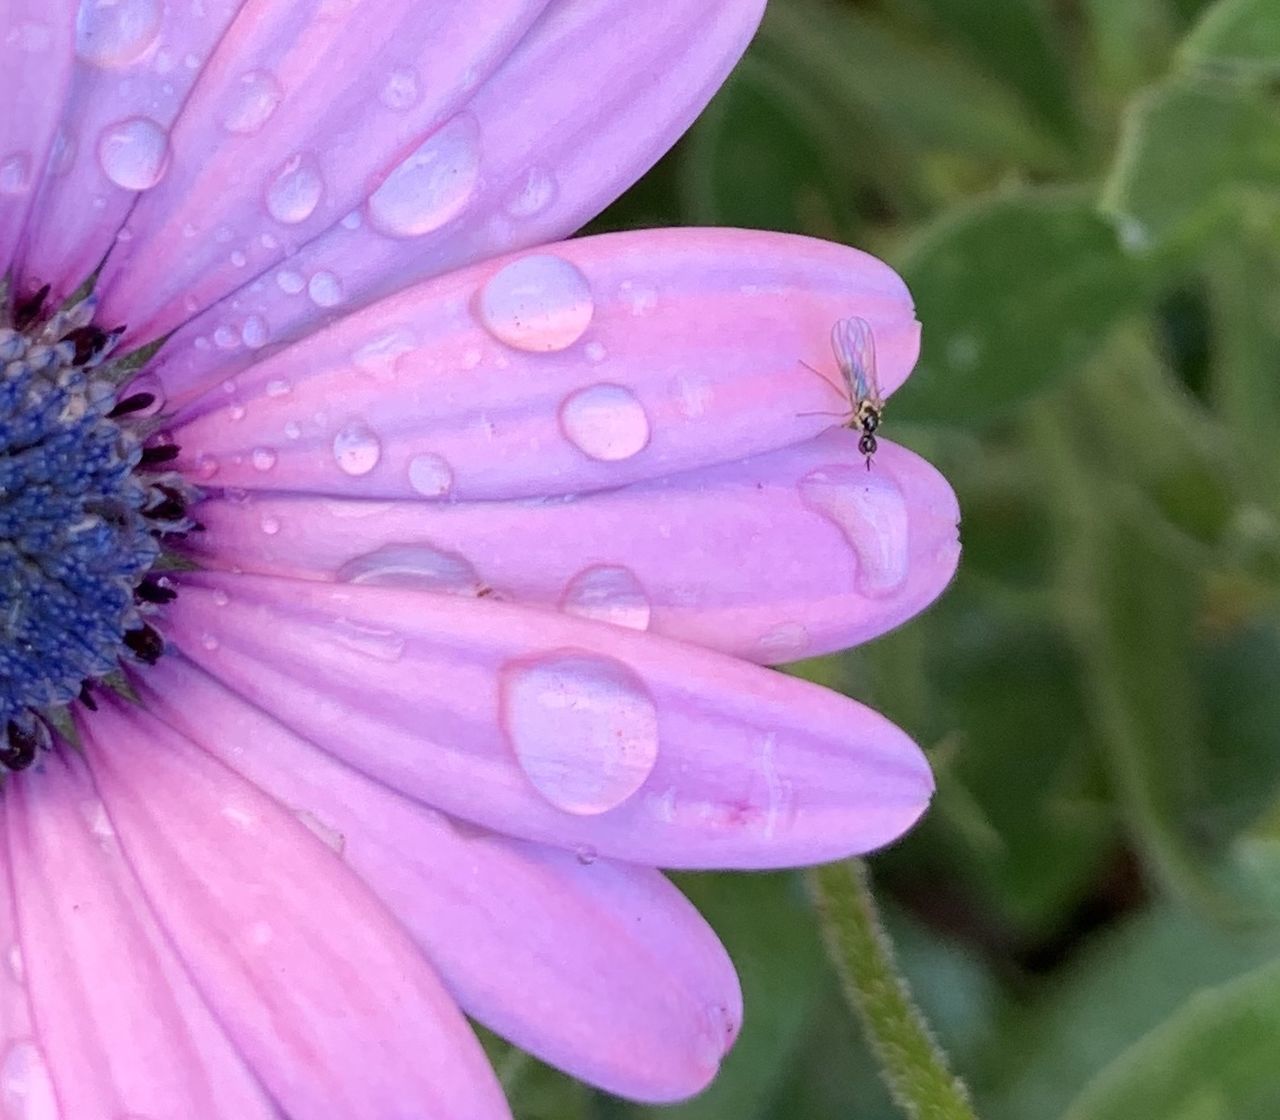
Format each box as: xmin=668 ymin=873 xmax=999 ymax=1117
xmin=0 ymin=284 xmax=194 ymax=770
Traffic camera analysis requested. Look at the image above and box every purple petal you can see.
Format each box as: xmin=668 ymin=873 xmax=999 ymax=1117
xmin=162 ymin=571 xmax=933 ymax=869
xmin=81 ymin=694 xmax=512 ymax=1120
xmin=167 ymin=228 xmax=919 ymax=499
xmin=185 ymin=432 xmax=959 ymax=662
xmin=135 ymin=654 xmax=743 ymax=1102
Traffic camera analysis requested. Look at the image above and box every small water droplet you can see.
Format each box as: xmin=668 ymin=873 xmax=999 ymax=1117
xmin=76 ymin=0 xmax=162 ymax=68
xmin=504 ymin=165 xmax=557 ymax=218
xmin=366 ymin=113 xmax=480 ymax=238
xmin=407 ymin=453 xmax=454 ymax=497
xmin=276 ymin=268 xmax=305 ymax=294
xmin=200 ymin=633 xmax=220 ymax=651
xmin=352 ymin=328 xmax=415 ymax=382
xmin=619 ymin=280 xmax=658 ymax=316
xmin=308 ymin=270 xmax=343 ymax=308
xmin=222 ymin=69 xmax=283 ymax=134
xmin=674 ymin=374 xmax=714 ymax=419
xmin=266 ymin=153 xmax=323 ymax=224
xmin=379 ymin=67 xmax=420 ymax=111
xmin=332 ymin=618 xmax=406 ymax=662
xmin=293 ymin=808 xmax=347 ymax=855
xmin=265 ymin=377 xmax=291 ymax=398
xmin=500 ymin=652 xmax=659 ymax=815
xmin=0 ymin=154 xmax=32 ymax=197
xmin=574 ymin=845 xmax=598 ymax=866
xmin=97 ymin=117 xmax=169 ymax=190
xmin=241 ymin=314 xmax=269 ymax=349
xmin=251 ymin=447 xmax=277 ymax=472
xmin=332 ymin=421 xmax=381 ymax=476
xmin=283 ymin=420 xmax=302 ymax=440
xmin=757 ymin=621 xmax=809 ymax=662
xmin=478 ymin=254 xmax=594 ymax=352
xmin=561 ymin=566 xmax=651 ymax=630
xmin=798 ymin=466 xmax=910 ymax=597
xmin=559 ymin=384 xmax=650 ymax=461
xmin=213 ymin=324 xmax=239 ymax=350
xmin=212 ymin=589 xmax=230 ymax=607
xmin=193 ymin=453 xmax=219 ymax=479
xmin=584 ymin=341 xmax=607 ymax=364
xmin=6 ymin=945 xmax=23 ymax=986
xmin=337 ymin=543 xmax=481 ymax=596
xmin=0 ymin=1039 xmax=57 ymax=1119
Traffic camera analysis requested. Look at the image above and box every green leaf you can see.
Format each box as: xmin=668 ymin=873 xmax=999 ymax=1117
xmin=1061 ymin=958 xmax=1280 ymax=1120
xmin=1181 ymin=0 xmax=1280 ymax=80
xmin=891 ymin=191 xmax=1148 ymax=425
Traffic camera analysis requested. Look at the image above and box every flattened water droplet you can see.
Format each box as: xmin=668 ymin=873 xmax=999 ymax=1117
xmin=222 ymin=70 xmax=283 ymax=134
xmin=798 ymin=465 xmax=909 ymax=597
xmin=333 ymin=618 xmax=405 ymax=662
xmin=6 ymin=945 xmax=23 ymax=986
xmin=332 ymin=421 xmax=381 ymax=475
xmin=308 ymin=270 xmax=343 ymax=308
xmin=757 ymin=621 xmax=809 ymax=662
xmin=559 ymin=384 xmax=650 ymax=461
xmin=338 ymin=543 xmax=481 ymax=596
xmin=352 ymin=328 xmax=416 ymax=382
xmin=76 ymin=0 xmax=161 ymax=68
xmin=0 ymin=154 xmax=32 ymax=197
xmin=366 ymin=113 xmax=480 ymax=237
xmin=561 ymin=566 xmax=651 ymax=631
xmin=379 ymin=67 xmax=420 ymax=111
xmin=500 ymin=652 xmax=659 ymax=815
xmin=293 ymin=808 xmax=347 ymax=855
xmin=407 ymin=453 xmax=454 ymax=497
xmin=674 ymin=374 xmax=714 ymax=419
xmin=504 ymin=165 xmax=557 ymax=218
xmin=478 ymin=254 xmax=594 ymax=352
xmin=241 ymin=314 xmax=269 ymax=349
xmin=97 ymin=117 xmax=169 ymax=190
xmin=251 ymin=447 xmax=277 ymax=472
xmin=266 ymin=153 xmax=323 ymax=224
xmin=276 ymin=268 xmax=305 ymax=294
xmin=0 ymin=1039 xmax=58 ymax=1120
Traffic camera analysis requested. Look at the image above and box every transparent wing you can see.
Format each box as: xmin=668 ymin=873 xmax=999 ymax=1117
xmin=830 ymin=316 xmax=881 ymax=406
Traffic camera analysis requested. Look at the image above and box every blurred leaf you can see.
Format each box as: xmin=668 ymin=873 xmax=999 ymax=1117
xmin=891 ymin=191 xmax=1148 ymax=425
xmin=1060 ymin=958 xmax=1280 ymax=1120
xmin=1103 ymin=78 xmax=1280 ymax=251
xmin=1082 ymin=0 xmax=1182 ymax=105
xmin=1181 ymin=0 xmax=1280 ymax=80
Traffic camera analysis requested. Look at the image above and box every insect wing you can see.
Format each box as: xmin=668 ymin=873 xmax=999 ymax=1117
xmin=830 ymin=316 xmax=882 ymax=408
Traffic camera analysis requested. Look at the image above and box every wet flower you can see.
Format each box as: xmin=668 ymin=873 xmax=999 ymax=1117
xmin=0 ymin=1 xmax=960 ymax=1116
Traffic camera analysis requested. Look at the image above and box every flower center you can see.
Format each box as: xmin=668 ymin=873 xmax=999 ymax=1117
xmin=0 ymin=282 xmax=194 ymax=771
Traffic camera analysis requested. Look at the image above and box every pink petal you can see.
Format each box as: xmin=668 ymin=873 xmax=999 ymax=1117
xmin=94 ymin=0 xmax=547 ymax=337
xmin=0 ymin=2 xmax=74 ymax=276
xmin=17 ymin=0 xmax=247 ymax=302
xmin=81 ymin=695 xmax=511 ymax=1120
xmin=186 ymin=432 xmax=959 ymax=663
xmin=134 ymin=654 xmax=743 ymax=1103
xmin=6 ymin=751 xmax=276 ymax=1119
xmin=162 ymin=571 xmax=933 ymax=869
xmin=103 ymin=0 xmax=764 ymax=371
xmin=167 ymin=228 xmax=920 ymax=499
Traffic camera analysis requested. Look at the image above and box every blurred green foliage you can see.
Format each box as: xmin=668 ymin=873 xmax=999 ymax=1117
xmin=505 ymin=0 xmax=1280 ymax=1116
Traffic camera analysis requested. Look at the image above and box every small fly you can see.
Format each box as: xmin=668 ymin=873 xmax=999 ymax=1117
xmin=800 ymin=315 xmax=884 ymax=468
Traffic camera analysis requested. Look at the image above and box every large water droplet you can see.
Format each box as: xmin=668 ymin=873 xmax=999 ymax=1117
xmin=561 ymin=566 xmax=651 ymax=631
xmin=222 ymin=70 xmax=283 ymax=135
xmin=337 ymin=543 xmax=481 ymax=596
xmin=500 ymin=652 xmax=659 ymax=815
xmin=97 ymin=117 xmax=169 ymax=190
xmin=0 ymin=154 xmax=32 ymax=197
xmin=266 ymin=153 xmax=323 ymax=224
xmin=798 ymin=465 xmax=909 ymax=597
xmin=76 ymin=0 xmax=161 ymax=68
xmin=366 ymin=113 xmax=480 ymax=238
xmin=332 ymin=421 xmax=381 ymax=476
xmin=407 ymin=453 xmax=454 ymax=497
xmin=478 ymin=254 xmax=594 ymax=352
xmin=0 ymin=1039 xmax=58 ymax=1120
xmin=559 ymin=384 xmax=650 ymax=461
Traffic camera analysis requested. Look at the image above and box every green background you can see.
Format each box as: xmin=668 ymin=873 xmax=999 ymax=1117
xmin=499 ymin=1 xmax=1280 ymax=1116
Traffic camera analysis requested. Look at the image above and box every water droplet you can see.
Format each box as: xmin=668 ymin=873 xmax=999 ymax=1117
xmin=559 ymin=384 xmax=650 ymax=461
xmin=0 ymin=154 xmax=32 ymax=197
xmin=337 ymin=543 xmax=481 ymax=596
xmin=200 ymin=633 xmax=220 ymax=652
xmin=293 ymin=808 xmax=347 ymax=855
xmin=574 ymin=845 xmax=598 ymax=866
xmin=0 ymin=1039 xmax=58 ymax=1120
xmin=500 ymin=652 xmax=659 ymax=815
xmin=241 ymin=314 xmax=269 ymax=349
xmin=478 ymin=254 xmax=594 ymax=352
xmin=561 ymin=566 xmax=651 ymax=630
xmin=407 ymin=453 xmax=454 ymax=497
xmin=332 ymin=421 xmax=381 ymax=476
xmin=757 ymin=621 xmax=809 ymax=662
xmin=251 ymin=447 xmax=277 ymax=472
xmin=584 ymin=341 xmax=607 ymax=364
xmin=76 ymin=0 xmax=162 ymax=68
xmin=193 ymin=453 xmax=219 ymax=479
xmin=212 ymin=589 xmax=230 ymax=607
xmin=264 ymin=378 xmax=291 ymax=398
xmin=798 ymin=466 xmax=909 ymax=597
xmin=352 ymin=328 xmax=416 ymax=382
xmin=213 ymin=324 xmax=239 ymax=350
xmin=97 ymin=117 xmax=169 ymax=190
xmin=276 ymin=268 xmax=305 ymax=294
xmin=266 ymin=153 xmax=323 ymax=224
xmin=332 ymin=618 xmax=406 ymax=662
xmin=504 ymin=165 xmax=557 ymax=218
xmin=6 ymin=945 xmax=23 ymax=986
xmin=307 ymin=270 xmax=343 ymax=308
xmin=366 ymin=113 xmax=480 ymax=238
xmin=222 ymin=69 xmax=283 ymax=134
xmin=379 ymin=67 xmax=420 ymax=111
xmin=619 ymin=280 xmax=658 ymax=316
xmin=674 ymin=374 xmax=714 ymax=419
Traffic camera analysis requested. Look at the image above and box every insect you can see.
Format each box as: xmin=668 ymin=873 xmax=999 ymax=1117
xmin=801 ymin=315 xmax=885 ymax=468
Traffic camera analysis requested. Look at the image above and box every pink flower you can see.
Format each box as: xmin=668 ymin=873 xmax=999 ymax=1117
xmin=0 ymin=1 xmax=960 ymax=1116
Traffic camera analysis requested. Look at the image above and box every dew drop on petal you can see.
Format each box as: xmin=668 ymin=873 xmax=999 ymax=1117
xmin=500 ymin=652 xmax=659 ymax=815
xmin=260 ymin=514 xmax=281 ymax=535
xmin=366 ymin=113 xmax=480 ymax=238
xmin=757 ymin=621 xmax=809 ymax=662
xmin=478 ymin=254 xmax=594 ymax=352
xmin=559 ymin=384 xmax=650 ymax=461
xmin=266 ymin=153 xmax=323 ymax=224
xmin=352 ymin=328 xmax=416 ymax=382
xmin=0 ymin=154 xmax=32 ymax=197
xmin=332 ymin=421 xmax=381 ymax=476
xmin=407 ymin=453 xmax=454 ymax=497
xmin=798 ymin=465 xmax=910 ymax=597
xmin=276 ymin=268 xmax=305 ymax=295
xmin=338 ymin=543 xmax=481 ymax=596
xmin=561 ymin=565 xmax=651 ymax=631
xmin=379 ymin=67 xmax=420 ymax=111
xmin=241 ymin=314 xmax=269 ymax=349
xmin=221 ymin=70 xmax=283 ymax=134
xmin=0 ymin=1039 xmax=59 ymax=1120
xmin=307 ymin=270 xmax=343 ymax=308
xmin=75 ymin=0 xmax=161 ymax=68
xmin=504 ymin=165 xmax=557 ymax=218
xmin=5 ymin=945 xmax=23 ymax=986
xmin=251 ymin=447 xmax=277 ymax=472
xmin=97 ymin=117 xmax=169 ymax=190
xmin=333 ymin=619 xmax=405 ymax=663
